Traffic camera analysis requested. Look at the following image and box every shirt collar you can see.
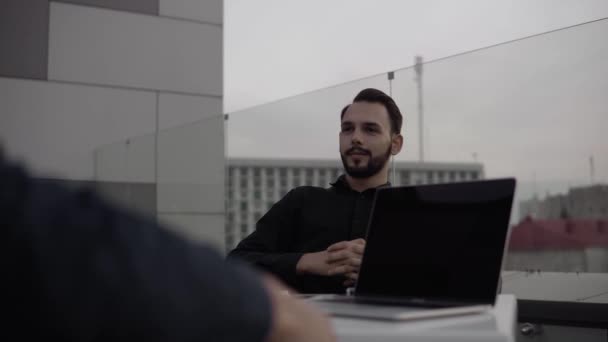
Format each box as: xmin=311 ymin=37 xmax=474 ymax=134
xmin=330 ymin=174 xmax=391 ymax=193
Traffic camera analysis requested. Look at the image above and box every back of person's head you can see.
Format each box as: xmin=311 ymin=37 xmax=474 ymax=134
xmin=341 ymin=88 xmax=403 ymax=135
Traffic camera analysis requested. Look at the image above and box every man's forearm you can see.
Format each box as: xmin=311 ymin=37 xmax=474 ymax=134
xmin=296 ymin=251 xmax=329 ymax=275
xmin=229 ymin=249 xmax=304 ymax=286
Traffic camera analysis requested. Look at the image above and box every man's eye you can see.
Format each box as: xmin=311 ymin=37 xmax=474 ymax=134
xmin=341 ymin=127 xmax=353 ymax=132
xmin=365 ymin=127 xmax=378 ymax=133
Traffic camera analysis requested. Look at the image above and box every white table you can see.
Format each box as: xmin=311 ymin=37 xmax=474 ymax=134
xmin=327 ymin=294 xmax=517 ymax=342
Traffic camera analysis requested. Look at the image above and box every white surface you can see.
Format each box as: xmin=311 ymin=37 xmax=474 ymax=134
xmin=158 ymin=93 xmax=222 ymax=130
xmin=160 ymin=0 xmax=222 ymax=24
xmin=156 ymin=116 xmax=224 ymax=213
xmin=502 ymin=271 xmax=608 ymax=303
xmin=0 ymin=77 xmax=155 ymax=180
xmin=49 ymin=2 xmax=222 ymax=95
xmin=329 ymin=294 xmax=516 ymax=342
xmin=158 ymin=213 xmax=225 ymax=252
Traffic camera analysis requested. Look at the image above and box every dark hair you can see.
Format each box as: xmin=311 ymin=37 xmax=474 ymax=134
xmin=340 ymin=88 xmax=403 ymax=134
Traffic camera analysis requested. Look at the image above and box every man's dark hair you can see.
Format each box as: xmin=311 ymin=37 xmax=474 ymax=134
xmin=340 ymin=88 xmax=403 ymax=134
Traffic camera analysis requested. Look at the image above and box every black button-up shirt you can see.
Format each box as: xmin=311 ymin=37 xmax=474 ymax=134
xmin=228 ymin=175 xmax=390 ymax=294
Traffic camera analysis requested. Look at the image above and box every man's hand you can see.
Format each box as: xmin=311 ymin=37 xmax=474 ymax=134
xmin=295 ymin=250 xmax=333 ymax=276
xmin=295 ymin=239 xmax=366 ymax=287
xmin=326 ymin=239 xmax=365 ymax=287
xmin=263 ymin=275 xmax=336 ymax=342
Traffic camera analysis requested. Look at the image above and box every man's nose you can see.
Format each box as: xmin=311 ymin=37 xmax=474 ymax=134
xmin=351 ymin=128 xmax=363 ymax=145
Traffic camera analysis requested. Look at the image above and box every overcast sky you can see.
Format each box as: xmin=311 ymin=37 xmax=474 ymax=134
xmin=224 ymin=1 xmax=608 ymax=213
xmin=225 ymin=0 xmax=608 ymax=112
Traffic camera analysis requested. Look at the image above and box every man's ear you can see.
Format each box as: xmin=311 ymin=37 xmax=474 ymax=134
xmin=391 ymin=134 xmax=403 ymax=155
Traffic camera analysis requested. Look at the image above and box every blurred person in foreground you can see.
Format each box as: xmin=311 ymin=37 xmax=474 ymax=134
xmin=0 ymin=151 xmax=334 ymax=342
xmin=229 ymin=88 xmax=404 ymax=294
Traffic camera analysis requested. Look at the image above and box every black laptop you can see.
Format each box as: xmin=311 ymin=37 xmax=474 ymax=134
xmin=309 ymin=178 xmax=516 ymax=320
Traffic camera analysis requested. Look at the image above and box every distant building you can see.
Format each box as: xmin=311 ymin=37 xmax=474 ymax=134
xmin=519 ymin=184 xmax=608 ymax=221
xmin=506 ymin=217 xmax=608 ymax=272
xmin=225 ymin=158 xmax=484 ymax=251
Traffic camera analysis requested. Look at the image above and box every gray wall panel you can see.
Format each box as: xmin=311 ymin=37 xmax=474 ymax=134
xmin=0 ymin=77 xmax=156 ymax=180
xmin=48 ymin=2 xmax=223 ymax=95
xmin=0 ymin=0 xmax=49 ymax=80
xmin=54 ymin=0 xmax=158 ymax=16
xmin=95 ymin=181 xmax=157 ymax=218
xmin=158 ymin=93 xmax=222 ymax=130
xmin=159 ymin=0 xmax=222 ymax=24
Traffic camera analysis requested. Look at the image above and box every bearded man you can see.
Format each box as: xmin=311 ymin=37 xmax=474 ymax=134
xmin=229 ymin=88 xmax=404 ymax=294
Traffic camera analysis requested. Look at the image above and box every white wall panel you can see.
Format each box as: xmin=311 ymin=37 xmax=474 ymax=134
xmin=158 ymin=92 xmax=222 ymax=130
xmin=0 ymin=77 xmax=155 ymax=180
xmin=157 ymin=183 xmax=224 ymax=213
xmin=159 ymin=0 xmax=222 ymax=24
xmin=95 ymin=132 xmax=156 ymax=182
xmin=48 ymin=2 xmax=222 ymax=95
xmin=158 ymin=213 xmax=225 ymax=252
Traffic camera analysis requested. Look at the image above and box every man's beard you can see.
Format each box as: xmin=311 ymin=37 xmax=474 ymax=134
xmin=340 ymin=144 xmax=392 ymax=179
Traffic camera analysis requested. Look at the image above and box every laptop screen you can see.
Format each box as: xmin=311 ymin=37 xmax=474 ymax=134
xmin=356 ymin=178 xmax=515 ymax=305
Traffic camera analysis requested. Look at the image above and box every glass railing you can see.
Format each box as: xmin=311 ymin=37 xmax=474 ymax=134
xmin=94 ymin=115 xmax=226 ymax=252
xmin=225 ymin=18 xmax=608 ymax=303
xmin=93 ymin=18 xmax=607 ymax=304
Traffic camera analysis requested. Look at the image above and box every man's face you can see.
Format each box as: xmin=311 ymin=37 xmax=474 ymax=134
xmin=339 ymin=101 xmax=394 ymax=179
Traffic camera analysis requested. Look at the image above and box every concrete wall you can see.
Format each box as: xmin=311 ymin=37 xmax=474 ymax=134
xmin=0 ymin=0 xmax=225 ymax=252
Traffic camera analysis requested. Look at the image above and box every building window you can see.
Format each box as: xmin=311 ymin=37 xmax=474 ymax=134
xmin=254 ymin=190 xmax=261 ymax=200
xmin=305 ymin=168 xmax=313 ymax=184
xmin=279 ymin=168 xmax=287 ymax=177
xmin=240 ymin=178 xmax=247 ymax=188
xmin=400 ymin=171 xmax=410 ymax=185
xmin=318 ymin=177 xmax=326 ymax=187
xmin=253 ymin=168 xmax=260 ymax=177
xmin=471 ymin=172 xmax=478 ymax=180
xmin=240 ymin=202 xmax=248 ymax=211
